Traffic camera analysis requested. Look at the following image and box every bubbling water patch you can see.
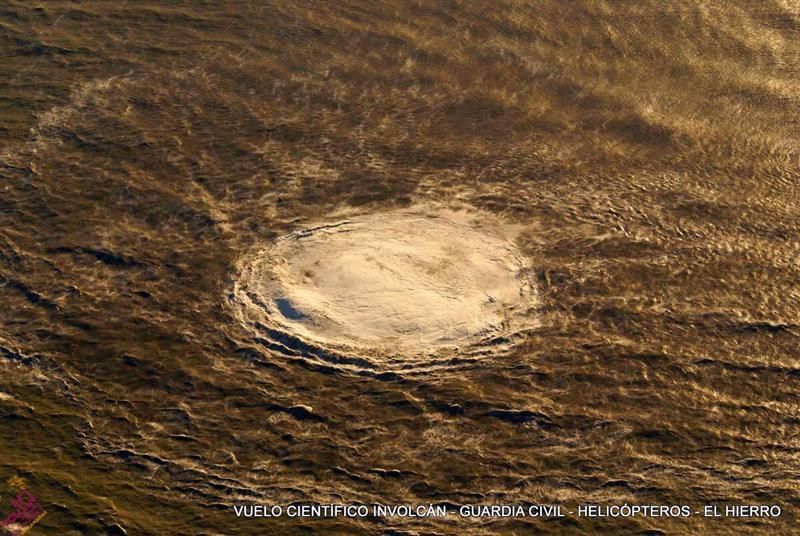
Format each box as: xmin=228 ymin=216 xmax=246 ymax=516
xmin=231 ymin=207 xmax=540 ymax=372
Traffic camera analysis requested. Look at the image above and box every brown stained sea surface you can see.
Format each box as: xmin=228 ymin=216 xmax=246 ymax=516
xmin=1 ymin=1 xmax=799 ymax=534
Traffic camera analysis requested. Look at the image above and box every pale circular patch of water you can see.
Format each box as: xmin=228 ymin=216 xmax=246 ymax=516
xmin=232 ymin=207 xmax=539 ymax=364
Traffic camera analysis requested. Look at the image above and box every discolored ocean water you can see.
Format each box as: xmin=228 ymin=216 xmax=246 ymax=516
xmin=1 ymin=1 xmax=799 ymax=534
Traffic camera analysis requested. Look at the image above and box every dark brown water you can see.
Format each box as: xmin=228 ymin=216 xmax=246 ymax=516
xmin=1 ymin=1 xmax=799 ymax=534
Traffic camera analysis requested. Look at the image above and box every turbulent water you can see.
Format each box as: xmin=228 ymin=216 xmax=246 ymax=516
xmin=232 ymin=206 xmax=540 ymax=372
xmin=1 ymin=1 xmax=799 ymax=535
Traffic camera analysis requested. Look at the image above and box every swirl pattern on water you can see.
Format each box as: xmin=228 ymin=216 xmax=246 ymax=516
xmin=231 ymin=208 xmax=540 ymax=373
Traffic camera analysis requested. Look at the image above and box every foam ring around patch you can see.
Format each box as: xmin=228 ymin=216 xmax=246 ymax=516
xmin=231 ymin=208 xmax=540 ymax=370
